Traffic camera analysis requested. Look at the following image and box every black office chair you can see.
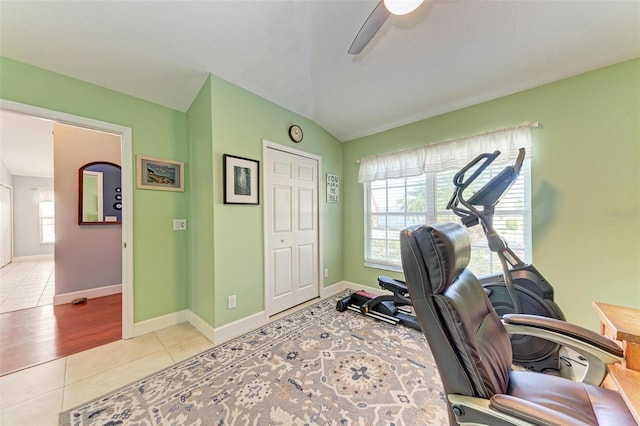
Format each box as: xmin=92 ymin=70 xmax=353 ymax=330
xmin=400 ymin=222 xmax=635 ymax=425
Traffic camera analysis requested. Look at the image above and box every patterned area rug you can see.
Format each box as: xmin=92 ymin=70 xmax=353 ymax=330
xmin=60 ymin=292 xmax=448 ymax=425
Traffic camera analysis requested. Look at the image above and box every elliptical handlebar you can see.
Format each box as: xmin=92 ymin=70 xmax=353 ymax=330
xmin=452 ymin=150 xmax=501 ymax=190
xmin=513 ymin=147 xmax=525 ymax=173
xmin=446 ymin=150 xmax=501 ymax=227
xmin=447 ymin=148 xmax=527 ymax=215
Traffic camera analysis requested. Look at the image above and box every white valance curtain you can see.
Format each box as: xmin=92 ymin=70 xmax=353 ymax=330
xmin=358 ymin=123 xmax=534 ymax=183
xmin=36 ymin=188 xmax=54 ymax=203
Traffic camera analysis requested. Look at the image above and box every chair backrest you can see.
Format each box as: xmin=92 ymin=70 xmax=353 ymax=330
xmin=400 ymin=222 xmax=512 ymax=399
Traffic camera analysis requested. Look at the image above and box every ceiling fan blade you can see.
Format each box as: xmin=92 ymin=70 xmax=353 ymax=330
xmin=348 ymin=1 xmax=390 ymax=55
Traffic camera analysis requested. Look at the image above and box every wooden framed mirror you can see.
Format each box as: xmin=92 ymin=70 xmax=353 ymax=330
xmin=78 ymin=162 xmax=122 ymax=225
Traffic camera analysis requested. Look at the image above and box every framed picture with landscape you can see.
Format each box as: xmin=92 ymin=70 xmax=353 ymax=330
xmin=223 ymin=154 xmax=259 ymax=205
xmin=136 ymin=155 xmax=184 ymax=192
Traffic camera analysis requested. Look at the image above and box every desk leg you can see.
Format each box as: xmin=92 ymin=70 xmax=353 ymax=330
xmin=626 ymin=341 xmax=640 ymax=371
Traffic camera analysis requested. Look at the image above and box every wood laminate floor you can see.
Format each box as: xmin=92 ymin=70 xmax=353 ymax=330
xmin=0 ymin=294 xmax=121 ymax=376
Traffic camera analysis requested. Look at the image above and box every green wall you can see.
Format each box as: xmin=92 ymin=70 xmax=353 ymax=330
xmin=0 ymin=57 xmax=190 ymax=322
xmin=207 ymin=75 xmax=343 ymax=327
xmin=342 ymin=58 xmax=640 ymax=330
xmin=185 ymin=74 xmax=344 ymax=329
xmin=187 ymin=76 xmax=215 ymax=325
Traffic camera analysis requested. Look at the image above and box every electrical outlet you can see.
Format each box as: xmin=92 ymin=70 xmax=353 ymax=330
xmin=173 ymin=219 xmax=187 ymax=231
xmin=324 ymin=268 xmax=329 ymax=278
xmin=228 ymin=295 xmax=237 ymax=309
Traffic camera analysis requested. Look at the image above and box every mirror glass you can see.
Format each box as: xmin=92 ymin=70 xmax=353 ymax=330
xmin=79 ymin=162 xmax=122 ymax=224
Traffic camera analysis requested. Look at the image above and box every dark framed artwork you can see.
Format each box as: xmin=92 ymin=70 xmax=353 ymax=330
xmin=223 ymin=154 xmax=259 ymax=205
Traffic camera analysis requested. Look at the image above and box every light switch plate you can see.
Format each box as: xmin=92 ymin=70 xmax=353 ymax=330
xmin=173 ymin=219 xmax=187 ymax=230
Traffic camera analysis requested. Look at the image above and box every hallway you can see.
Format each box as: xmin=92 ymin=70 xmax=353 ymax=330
xmin=0 ymin=259 xmax=55 ymax=313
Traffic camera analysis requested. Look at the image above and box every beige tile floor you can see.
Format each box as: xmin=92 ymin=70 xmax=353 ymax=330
xmin=0 ymin=260 xmax=55 ymax=313
xmin=0 ymin=322 xmax=214 ymax=426
xmin=0 ymin=289 xmax=334 ymax=426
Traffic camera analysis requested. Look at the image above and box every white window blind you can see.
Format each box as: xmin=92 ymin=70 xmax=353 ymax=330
xmin=360 ymin=124 xmax=533 ymax=275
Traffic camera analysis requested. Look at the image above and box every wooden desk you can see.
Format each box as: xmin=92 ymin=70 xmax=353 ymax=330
xmin=608 ymin=364 xmax=640 ymax=425
xmin=592 ymin=301 xmax=640 ymax=371
xmin=592 ymin=301 xmax=640 ymax=423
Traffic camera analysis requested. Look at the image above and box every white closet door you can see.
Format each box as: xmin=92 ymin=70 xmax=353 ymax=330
xmin=264 ymin=147 xmax=319 ymax=315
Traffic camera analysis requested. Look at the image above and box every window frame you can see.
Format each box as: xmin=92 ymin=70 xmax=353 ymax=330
xmin=364 ymin=158 xmax=532 ymax=275
xmin=38 ymin=195 xmax=55 ymax=245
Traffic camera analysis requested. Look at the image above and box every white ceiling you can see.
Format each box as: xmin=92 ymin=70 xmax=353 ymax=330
xmin=0 ymin=110 xmax=54 ymax=178
xmin=0 ymin=0 xmax=639 ymax=156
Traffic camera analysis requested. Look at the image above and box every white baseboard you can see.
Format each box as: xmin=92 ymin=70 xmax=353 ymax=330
xmin=188 ymin=311 xmax=216 ymax=343
xmin=213 ymin=311 xmax=267 ymax=345
xmin=132 ymin=308 xmax=264 ymax=346
xmin=133 ymin=309 xmax=190 ymax=337
xmin=340 ymin=280 xmax=387 ymax=295
xmin=320 ymin=281 xmax=349 ymax=298
xmin=12 ymin=254 xmax=54 ymax=262
xmin=54 ymin=284 xmax=122 ymax=305
xmin=212 ymin=283 xmax=370 ymax=344
xmin=129 ymin=282 xmax=378 ymax=345
xmin=132 ymin=308 xmax=266 ymax=346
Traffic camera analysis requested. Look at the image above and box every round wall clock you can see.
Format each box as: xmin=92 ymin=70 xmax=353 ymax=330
xmin=288 ymin=125 xmax=303 ymax=143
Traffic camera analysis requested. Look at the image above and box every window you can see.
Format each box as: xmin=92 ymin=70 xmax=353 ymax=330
xmin=37 ymin=189 xmax=55 ymax=244
xmin=360 ymin=124 xmax=533 ymax=276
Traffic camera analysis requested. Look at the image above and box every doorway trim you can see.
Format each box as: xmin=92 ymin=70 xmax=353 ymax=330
xmin=262 ymin=139 xmax=323 ymax=317
xmin=0 ymin=183 xmax=13 ymax=267
xmin=1 ymin=99 xmax=134 ymax=339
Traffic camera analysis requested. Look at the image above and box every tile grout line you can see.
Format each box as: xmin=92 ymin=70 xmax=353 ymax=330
xmin=64 ymin=347 xmax=170 ymax=387
xmin=154 ymin=330 xmax=177 ymax=363
xmin=60 ymin=356 xmax=69 ymax=415
xmin=0 ymin=357 xmax=67 ymax=413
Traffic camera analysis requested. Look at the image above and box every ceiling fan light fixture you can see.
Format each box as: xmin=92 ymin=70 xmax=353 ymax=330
xmin=383 ymin=0 xmax=424 ymax=15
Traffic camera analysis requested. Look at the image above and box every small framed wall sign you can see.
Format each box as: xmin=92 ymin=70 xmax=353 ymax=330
xmin=136 ymin=155 xmax=185 ymax=192
xmin=223 ymin=154 xmax=260 ymax=205
xmin=326 ymin=173 xmax=340 ymax=203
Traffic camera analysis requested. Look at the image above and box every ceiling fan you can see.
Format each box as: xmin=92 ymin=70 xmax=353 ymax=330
xmin=348 ymin=0 xmax=425 ymax=55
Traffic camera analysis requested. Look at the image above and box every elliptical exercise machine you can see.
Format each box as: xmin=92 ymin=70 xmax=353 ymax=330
xmin=336 ymin=148 xmax=565 ymax=372
xmin=447 ymin=148 xmax=565 ymax=372
xmin=336 ymin=276 xmax=421 ymax=331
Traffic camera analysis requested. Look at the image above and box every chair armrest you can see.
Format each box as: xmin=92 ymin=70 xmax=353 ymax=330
xmin=502 ymin=314 xmax=624 ymax=386
xmin=489 ymin=394 xmax=587 ymax=426
xmin=450 ymin=393 xmax=614 ymax=426
xmin=503 ymin=314 xmax=623 ymax=356
xmin=447 ymin=394 xmax=534 ymax=426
